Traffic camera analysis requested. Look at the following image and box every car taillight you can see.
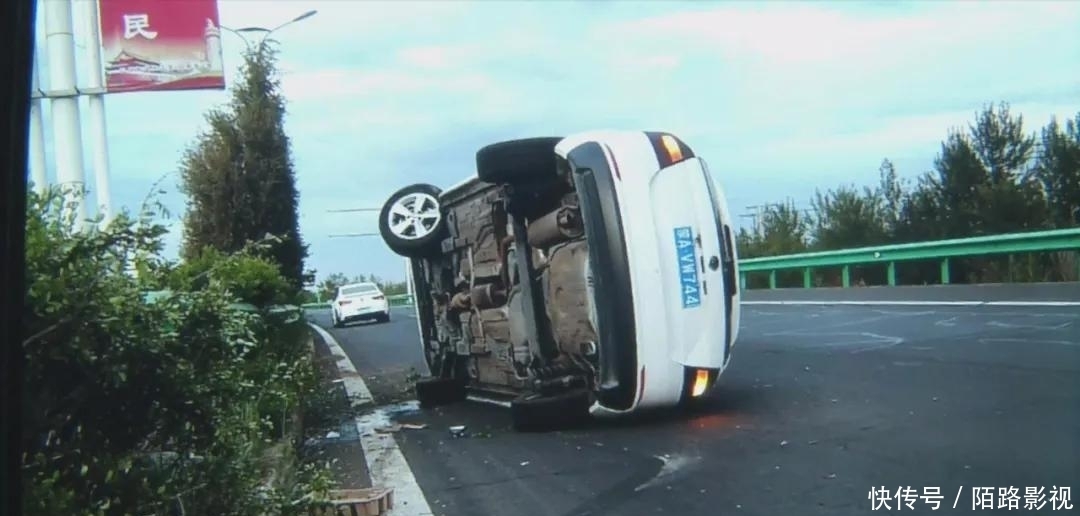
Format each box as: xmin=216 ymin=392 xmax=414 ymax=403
xmin=660 ymin=135 xmax=683 ymax=162
xmin=373 ymin=295 xmax=385 ymax=300
xmin=690 ymin=369 xmax=710 ymax=397
xmin=646 ymin=132 xmax=695 ymax=168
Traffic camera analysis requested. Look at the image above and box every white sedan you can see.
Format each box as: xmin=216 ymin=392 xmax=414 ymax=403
xmin=331 ymin=282 xmax=391 ymax=327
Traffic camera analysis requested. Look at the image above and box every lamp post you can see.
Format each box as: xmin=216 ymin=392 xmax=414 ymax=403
xmin=222 ymin=10 xmax=317 ymax=50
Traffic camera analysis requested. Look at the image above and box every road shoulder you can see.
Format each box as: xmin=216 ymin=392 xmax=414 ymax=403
xmin=309 ymin=322 xmax=435 ymax=516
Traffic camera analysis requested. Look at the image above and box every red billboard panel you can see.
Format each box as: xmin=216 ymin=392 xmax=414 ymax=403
xmin=98 ymin=0 xmax=226 ymax=93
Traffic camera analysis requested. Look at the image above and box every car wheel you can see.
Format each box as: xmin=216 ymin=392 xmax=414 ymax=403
xmin=382 ymin=310 xmax=391 ymax=323
xmin=379 ymin=183 xmax=448 ymax=258
xmin=476 ymin=137 xmax=564 ymax=186
xmin=510 ymin=389 xmax=591 ymax=433
xmin=332 ymin=310 xmax=343 ymax=328
xmin=415 ymin=377 xmax=467 ymax=408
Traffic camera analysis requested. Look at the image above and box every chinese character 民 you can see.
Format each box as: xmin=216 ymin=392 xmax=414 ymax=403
xmin=972 ymin=487 xmax=995 ymax=510
xmin=899 ymin=487 xmax=918 ymax=510
xmin=921 ymin=486 xmax=944 ymax=510
xmin=998 ymin=487 xmax=1020 ymax=510
xmin=869 ymin=486 xmax=894 ymax=511
xmin=1049 ymin=486 xmax=1073 ymax=511
xmin=1025 ymin=487 xmax=1047 ymax=511
xmin=123 ymin=14 xmax=158 ymax=40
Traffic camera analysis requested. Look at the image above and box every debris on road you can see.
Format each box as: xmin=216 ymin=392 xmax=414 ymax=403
xmin=374 ymin=422 xmax=426 ymax=434
xmin=824 ymin=473 xmax=837 ymax=479
xmin=780 ymin=440 xmax=789 ymax=447
xmin=325 ymin=431 xmax=341 ymax=439
xmin=449 ymin=425 xmax=467 ymax=438
xmin=520 ymin=461 xmax=530 ymax=466
xmin=312 ymin=487 xmax=394 ymax=516
xmin=808 ymin=440 xmax=819 ymax=445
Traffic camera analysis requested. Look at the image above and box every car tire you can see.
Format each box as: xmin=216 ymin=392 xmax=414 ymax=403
xmin=415 ymin=377 xmax=467 ymax=408
xmin=379 ymin=183 xmax=448 ymax=259
xmin=381 ymin=311 xmax=391 ymax=323
xmin=332 ymin=311 xmax=344 ymax=328
xmin=510 ymin=389 xmax=591 ymax=433
xmin=476 ymin=137 xmax=564 ymax=186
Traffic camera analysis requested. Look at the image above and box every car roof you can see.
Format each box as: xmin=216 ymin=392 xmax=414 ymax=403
xmin=340 ymin=282 xmax=380 ymax=290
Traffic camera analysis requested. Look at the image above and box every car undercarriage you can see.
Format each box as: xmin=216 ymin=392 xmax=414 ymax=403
xmin=380 ymin=137 xmax=602 ymax=430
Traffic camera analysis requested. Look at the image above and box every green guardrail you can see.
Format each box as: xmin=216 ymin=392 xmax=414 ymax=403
xmin=301 ymin=294 xmax=415 ymax=310
xmin=738 ymin=227 xmax=1080 ymax=289
xmin=144 ymin=289 xmax=304 ymax=324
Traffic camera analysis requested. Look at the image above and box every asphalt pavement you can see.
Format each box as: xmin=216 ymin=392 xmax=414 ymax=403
xmin=309 ymin=293 xmax=1080 ymax=516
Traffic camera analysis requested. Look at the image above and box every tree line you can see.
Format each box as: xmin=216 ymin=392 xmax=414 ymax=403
xmin=736 ymin=102 xmax=1079 ymax=288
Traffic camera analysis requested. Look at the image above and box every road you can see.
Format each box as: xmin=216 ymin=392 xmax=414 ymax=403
xmin=309 ymin=295 xmax=1080 ymax=516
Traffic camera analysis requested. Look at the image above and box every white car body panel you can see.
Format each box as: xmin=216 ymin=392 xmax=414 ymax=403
xmin=556 ymin=130 xmax=739 ymax=416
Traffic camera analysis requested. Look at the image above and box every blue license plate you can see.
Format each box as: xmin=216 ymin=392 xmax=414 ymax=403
xmin=673 ymin=226 xmax=701 ymax=308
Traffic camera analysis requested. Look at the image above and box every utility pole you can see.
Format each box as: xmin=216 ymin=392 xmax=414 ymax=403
xmin=43 ymin=0 xmax=88 ymax=230
xmin=28 ymin=53 xmax=47 ymax=195
xmin=82 ymin=0 xmax=112 ymax=226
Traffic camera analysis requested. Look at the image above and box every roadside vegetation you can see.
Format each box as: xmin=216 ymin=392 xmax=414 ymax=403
xmin=738 ymin=103 xmax=1080 ymax=287
xmin=22 ymin=39 xmax=338 ymax=514
xmin=22 ymin=188 xmax=333 ymax=515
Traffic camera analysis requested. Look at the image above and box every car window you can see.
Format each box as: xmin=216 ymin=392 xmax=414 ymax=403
xmin=341 ymin=284 xmax=379 ymax=296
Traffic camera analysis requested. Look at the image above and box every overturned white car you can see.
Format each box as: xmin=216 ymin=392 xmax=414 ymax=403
xmin=377 ymin=131 xmax=741 ymax=431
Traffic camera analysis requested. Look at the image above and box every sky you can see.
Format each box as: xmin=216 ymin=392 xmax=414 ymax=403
xmin=31 ymin=0 xmax=1080 ymax=283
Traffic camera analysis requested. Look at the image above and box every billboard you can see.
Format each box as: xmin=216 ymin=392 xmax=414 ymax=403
xmin=97 ymin=0 xmax=226 ymax=93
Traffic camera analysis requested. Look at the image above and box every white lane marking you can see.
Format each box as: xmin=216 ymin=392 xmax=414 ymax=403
xmin=978 ymin=337 xmax=1080 ymax=347
xmin=309 ymin=323 xmax=373 ymax=407
xmin=742 ymin=300 xmax=1080 ymax=307
xmin=935 ymin=316 xmax=959 ymax=327
xmin=987 ymin=320 xmax=1073 ymax=330
xmin=308 ymin=323 xmax=434 ymax=516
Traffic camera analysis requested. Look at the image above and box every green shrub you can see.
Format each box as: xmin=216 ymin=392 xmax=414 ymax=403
xmin=22 ymin=187 xmax=331 ymax=515
xmin=169 ymin=247 xmax=294 ymax=307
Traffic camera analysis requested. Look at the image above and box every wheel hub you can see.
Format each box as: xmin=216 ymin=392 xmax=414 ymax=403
xmin=388 ymin=193 xmax=441 ymax=241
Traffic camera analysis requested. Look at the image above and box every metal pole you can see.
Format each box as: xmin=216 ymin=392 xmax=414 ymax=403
xmin=82 ymin=0 xmax=113 ymax=226
xmin=29 ymin=52 xmax=48 ymax=195
xmin=43 ymin=0 xmax=88 ymax=230
xmin=405 ymin=257 xmax=414 ymax=301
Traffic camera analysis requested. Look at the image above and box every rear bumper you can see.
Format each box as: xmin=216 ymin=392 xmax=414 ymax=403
xmin=340 ymin=303 xmax=390 ymax=321
xmin=568 ymin=141 xmax=639 ymax=413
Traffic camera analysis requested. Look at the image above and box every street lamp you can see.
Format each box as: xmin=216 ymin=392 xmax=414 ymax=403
xmin=222 ymin=10 xmax=317 ymax=49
